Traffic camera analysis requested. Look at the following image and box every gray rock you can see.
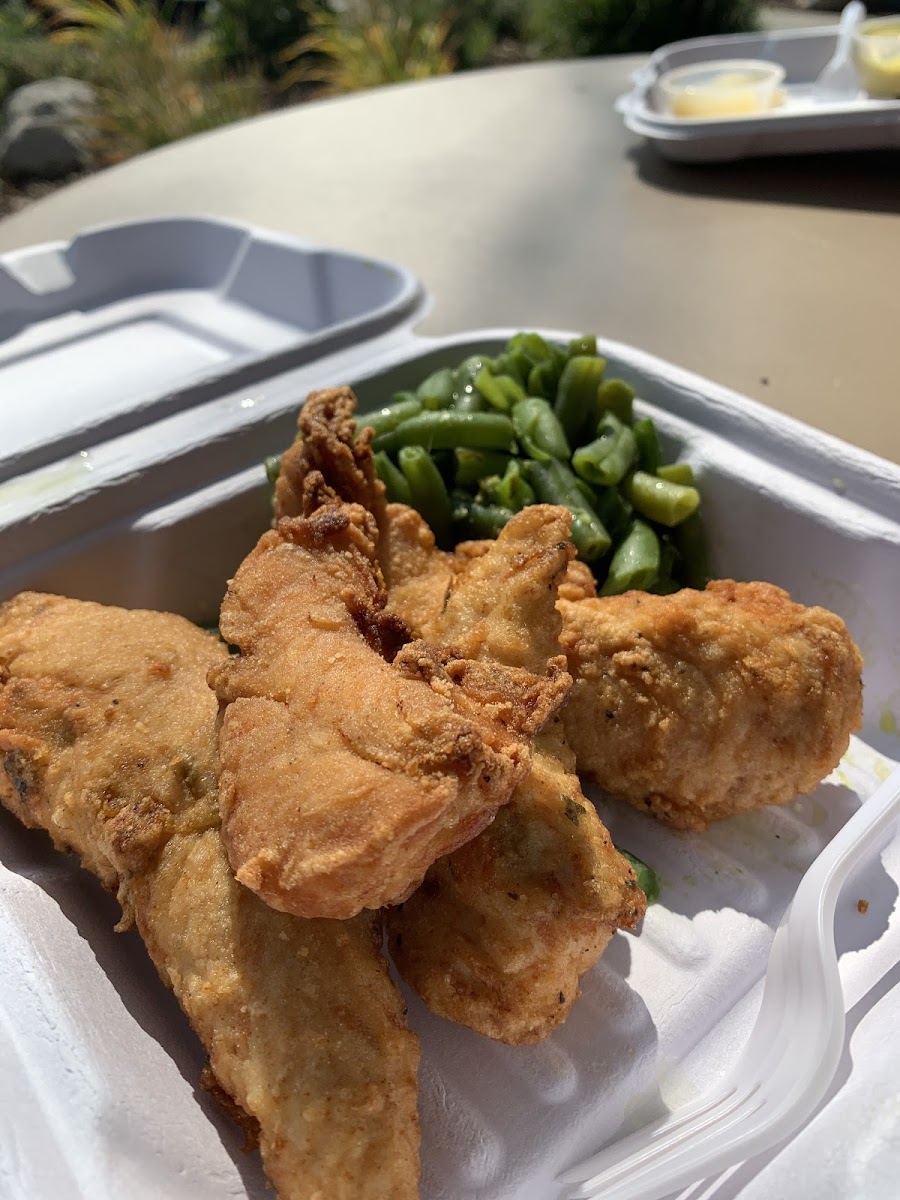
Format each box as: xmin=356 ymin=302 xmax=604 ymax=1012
xmin=4 ymin=77 xmax=96 ymax=125
xmin=0 ymin=78 xmax=96 ymax=183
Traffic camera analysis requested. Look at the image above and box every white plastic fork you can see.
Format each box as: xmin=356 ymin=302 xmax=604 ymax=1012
xmin=558 ymin=764 xmax=900 ymax=1200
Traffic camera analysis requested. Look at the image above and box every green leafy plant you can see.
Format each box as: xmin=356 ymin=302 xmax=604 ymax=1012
xmin=0 ymin=1 xmax=86 ymax=101
xmin=526 ymin=0 xmax=759 ymax=58
xmin=37 ymin=0 xmax=263 ymax=161
xmin=206 ymin=0 xmax=316 ymax=79
xmin=280 ymin=0 xmax=454 ymax=97
xmin=442 ymin=0 xmax=530 ymax=69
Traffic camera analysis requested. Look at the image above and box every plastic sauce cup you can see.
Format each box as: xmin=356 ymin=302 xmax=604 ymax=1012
xmin=852 ymin=16 xmax=900 ymax=99
xmin=656 ymin=60 xmax=786 ymax=119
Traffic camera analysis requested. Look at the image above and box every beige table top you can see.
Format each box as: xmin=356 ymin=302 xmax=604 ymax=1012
xmin=1 ymin=55 xmax=898 ymax=461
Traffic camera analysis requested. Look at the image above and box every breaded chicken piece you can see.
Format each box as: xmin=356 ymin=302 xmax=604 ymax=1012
xmin=275 ymin=386 xmax=387 ymax=533
xmin=211 ymin=501 xmax=566 ymax=920
xmin=560 ymin=580 xmax=864 ymax=832
xmin=386 ymin=522 xmax=596 ymax=636
xmin=382 ymin=501 xmax=455 ymax=632
xmin=388 ymin=509 xmax=645 ymax=1044
xmin=0 ymin=593 xmax=420 ymax=1200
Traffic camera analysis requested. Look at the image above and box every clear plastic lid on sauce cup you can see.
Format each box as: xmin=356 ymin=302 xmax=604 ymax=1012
xmin=656 ymin=59 xmax=786 ymax=119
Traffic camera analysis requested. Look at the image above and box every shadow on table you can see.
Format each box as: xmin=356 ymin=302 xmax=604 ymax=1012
xmin=628 ymin=143 xmax=900 ymax=215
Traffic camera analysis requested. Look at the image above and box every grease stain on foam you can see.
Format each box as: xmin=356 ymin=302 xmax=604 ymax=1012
xmin=880 ymin=710 xmax=898 ymax=739
xmin=0 ymin=451 xmax=98 ymax=505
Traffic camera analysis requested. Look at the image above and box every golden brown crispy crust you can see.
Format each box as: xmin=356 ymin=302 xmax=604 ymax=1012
xmin=274 ymin=386 xmax=387 ymax=530
xmin=388 ymin=720 xmax=645 ymax=1045
xmin=559 ymin=579 xmax=864 ymax=832
xmin=387 ymin=509 xmax=644 ymax=1044
xmin=382 ymin=502 xmax=455 ymax=633
xmin=0 ymin=592 xmax=421 ymax=1200
xmin=211 ymin=502 xmax=563 ymax=920
xmin=454 ymin=539 xmax=598 ymax=603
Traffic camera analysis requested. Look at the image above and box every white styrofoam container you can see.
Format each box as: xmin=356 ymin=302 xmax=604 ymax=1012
xmin=1 ymin=242 xmax=900 ymax=1197
xmin=0 ymin=217 xmax=425 ymax=482
xmin=616 ymin=26 xmax=900 ymax=161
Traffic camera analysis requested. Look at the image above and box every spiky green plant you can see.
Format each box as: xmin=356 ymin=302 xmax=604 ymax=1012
xmin=280 ymin=0 xmax=454 ymax=97
xmin=37 ymin=0 xmax=264 ymax=162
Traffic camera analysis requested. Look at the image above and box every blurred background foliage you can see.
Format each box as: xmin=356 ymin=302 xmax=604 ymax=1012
xmin=0 ymin=0 xmax=762 ymax=171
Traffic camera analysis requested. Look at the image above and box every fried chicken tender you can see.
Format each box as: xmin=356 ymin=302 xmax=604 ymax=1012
xmin=384 ymin=520 xmax=596 ymax=635
xmin=275 ymin=386 xmax=387 ymax=532
xmin=387 ymin=508 xmax=645 ymax=1044
xmin=0 ymin=592 xmax=420 ymax=1200
xmin=382 ymin=501 xmax=455 ymax=631
xmin=211 ymin=501 xmax=566 ymax=920
xmin=559 ymin=580 xmax=864 ymax=832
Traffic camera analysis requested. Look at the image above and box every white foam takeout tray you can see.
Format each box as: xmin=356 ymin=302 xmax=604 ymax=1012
xmin=616 ymin=26 xmax=900 ymax=162
xmin=1 ymin=219 xmax=900 ymax=1200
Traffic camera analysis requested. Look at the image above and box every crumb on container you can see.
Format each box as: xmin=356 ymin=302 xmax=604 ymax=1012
xmin=857 ymin=899 xmax=869 ymax=914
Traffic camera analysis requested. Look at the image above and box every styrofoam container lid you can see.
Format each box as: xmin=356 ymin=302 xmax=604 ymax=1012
xmin=0 ymin=216 xmax=425 ymax=483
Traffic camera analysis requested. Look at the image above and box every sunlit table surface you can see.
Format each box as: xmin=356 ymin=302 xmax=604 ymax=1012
xmin=0 ymin=55 xmax=897 ymax=462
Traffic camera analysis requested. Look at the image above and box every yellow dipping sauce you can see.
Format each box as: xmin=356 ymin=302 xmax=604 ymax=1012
xmin=658 ymin=60 xmax=785 ymax=120
xmin=671 ymin=71 xmax=771 ymax=117
xmin=853 ymin=20 xmax=900 ymax=99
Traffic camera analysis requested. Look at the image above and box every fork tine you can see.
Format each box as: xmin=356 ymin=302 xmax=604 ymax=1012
xmin=557 ymin=929 xmax=796 ymax=1190
xmin=560 ymin=768 xmax=900 ymax=1200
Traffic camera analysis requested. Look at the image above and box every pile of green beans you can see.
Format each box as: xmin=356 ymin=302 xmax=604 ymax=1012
xmin=362 ymin=332 xmax=710 ymax=596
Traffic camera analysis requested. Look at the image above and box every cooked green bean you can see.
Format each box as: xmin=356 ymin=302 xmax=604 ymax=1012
xmin=574 ymin=476 xmax=599 ymax=506
xmin=492 ymin=349 xmax=532 ymax=387
xmin=352 ymin=332 xmax=712 ymax=600
xmin=359 ymin=397 xmax=423 ymax=438
xmin=523 ymin=459 xmax=611 ymax=562
xmin=373 ymin=411 xmax=516 ymax=456
xmin=264 ymin=455 xmax=281 ymax=487
xmin=512 ymin=397 xmax=571 ymax=463
xmin=600 ymin=520 xmax=660 ymax=596
xmin=416 ymin=367 xmax=456 ymax=410
xmin=567 ymin=334 xmax=597 ymax=358
xmin=453 ymin=389 xmax=486 ymax=414
xmin=374 ymin=450 xmax=413 ymax=506
xmin=555 ymin=355 xmax=607 ymax=444
xmin=474 ymin=369 xmax=526 ymax=413
xmin=451 ymin=493 xmax=513 ymax=539
xmin=452 ymin=355 xmax=489 ymax=411
xmin=454 ymin=448 xmax=511 ymax=490
xmin=618 ymin=849 xmax=660 ymax=905
xmin=480 ymin=459 xmax=536 ymax=512
xmin=455 ymin=354 xmax=489 ymax=387
xmin=671 ymin=511 xmax=711 ymax=589
xmin=624 ymin=471 xmax=700 ymax=527
xmin=593 ymin=485 xmax=633 ymax=541
xmin=633 ymin=417 xmax=663 ymax=473
xmin=507 ymin=331 xmax=553 ymax=364
xmin=572 ymin=413 xmax=638 ymax=487
xmin=650 ymin=536 xmax=680 ymax=595
xmin=657 ymin=462 xmax=695 ymax=486
xmin=527 ymin=349 xmax=566 ymax=401
xmin=596 ymin=379 xmax=635 ymax=425
xmin=399 ymin=446 xmax=452 ymax=546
